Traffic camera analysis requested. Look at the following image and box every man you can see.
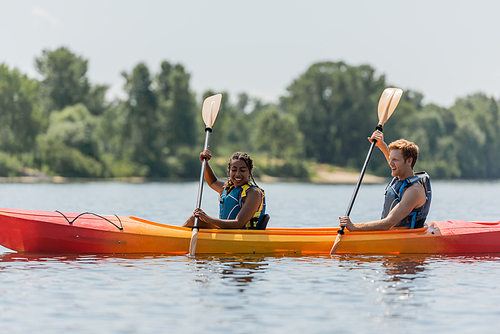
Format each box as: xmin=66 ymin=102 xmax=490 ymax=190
xmin=339 ymin=131 xmax=431 ymax=231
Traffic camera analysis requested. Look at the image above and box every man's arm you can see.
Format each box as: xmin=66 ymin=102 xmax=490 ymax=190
xmin=340 ymin=183 xmax=426 ymax=231
xmin=369 ymin=130 xmax=390 ymax=163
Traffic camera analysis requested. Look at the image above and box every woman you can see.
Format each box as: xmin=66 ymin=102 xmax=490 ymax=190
xmin=183 ymin=150 xmax=266 ymax=229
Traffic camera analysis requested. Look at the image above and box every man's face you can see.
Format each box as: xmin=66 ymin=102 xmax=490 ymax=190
xmin=388 ymin=149 xmax=412 ymax=179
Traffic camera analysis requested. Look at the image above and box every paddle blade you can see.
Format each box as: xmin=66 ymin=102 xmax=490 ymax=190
xmin=377 ymin=88 xmax=403 ymax=127
xmin=189 ymin=228 xmax=199 ymax=255
xmin=202 ymin=94 xmax=222 ymax=128
xmin=329 ymin=233 xmax=343 ymax=254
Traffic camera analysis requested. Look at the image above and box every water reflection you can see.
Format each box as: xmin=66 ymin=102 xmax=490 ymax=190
xmin=0 ymin=252 xmax=172 ymax=263
xmin=190 ymin=255 xmax=270 ymax=291
xmin=330 ymin=255 xmax=430 ymax=320
xmin=335 ymin=253 xmax=500 ymax=321
xmin=0 ymin=252 xmax=184 ymax=273
xmin=380 ymin=256 xmax=427 ymax=281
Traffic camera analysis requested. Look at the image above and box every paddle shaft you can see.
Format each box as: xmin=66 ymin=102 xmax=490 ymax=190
xmin=193 ymin=128 xmax=212 ymax=230
xmin=338 ymin=124 xmax=383 ymax=236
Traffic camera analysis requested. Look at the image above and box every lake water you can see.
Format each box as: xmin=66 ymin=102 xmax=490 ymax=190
xmin=0 ymin=181 xmax=499 ymax=333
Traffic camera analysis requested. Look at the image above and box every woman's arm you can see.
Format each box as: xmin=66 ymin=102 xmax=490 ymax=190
xmin=200 ymin=150 xmax=224 ymax=193
xmin=184 ymin=188 xmax=262 ymax=229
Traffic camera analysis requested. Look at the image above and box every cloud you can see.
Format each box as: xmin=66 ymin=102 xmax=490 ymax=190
xmin=31 ymin=7 xmax=61 ymax=28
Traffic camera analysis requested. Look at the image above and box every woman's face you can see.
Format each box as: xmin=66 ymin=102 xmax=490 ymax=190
xmin=229 ymin=159 xmax=250 ymax=187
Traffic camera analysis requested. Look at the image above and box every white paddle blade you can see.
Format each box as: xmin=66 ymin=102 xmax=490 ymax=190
xmin=189 ymin=228 xmax=199 ymax=255
xmin=377 ymin=88 xmax=403 ymax=126
xmin=329 ymin=233 xmax=343 ymax=254
xmin=202 ymin=94 xmax=222 ymax=128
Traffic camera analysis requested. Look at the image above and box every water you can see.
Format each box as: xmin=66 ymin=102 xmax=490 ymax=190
xmin=0 ymin=181 xmax=499 ymax=333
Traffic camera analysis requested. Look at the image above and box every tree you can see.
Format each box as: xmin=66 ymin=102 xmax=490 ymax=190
xmin=402 ymin=104 xmax=460 ymax=178
xmin=36 ymin=104 xmax=103 ymax=177
xmin=35 ymin=47 xmax=91 ymax=112
xmin=451 ymin=94 xmax=500 ymax=178
xmin=158 ymin=62 xmax=197 ymax=153
xmin=122 ymin=62 xmax=166 ymax=176
xmin=253 ymin=106 xmax=304 ymax=159
xmin=0 ymin=64 xmax=42 ymax=153
xmin=84 ymin=84 xmax=110 ymax=116
xmin=281 ymin=61 xmax=386 ymax=167
xmin=96 ymin=103 xmax=149 ymax=177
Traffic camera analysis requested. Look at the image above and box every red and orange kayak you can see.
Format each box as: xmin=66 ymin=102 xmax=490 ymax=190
xmin=0 ymin=208 xmax=499 ymax=255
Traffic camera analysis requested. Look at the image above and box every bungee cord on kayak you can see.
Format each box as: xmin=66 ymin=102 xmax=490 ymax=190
xmin=55 ymin=210 xmax=124 ymax=231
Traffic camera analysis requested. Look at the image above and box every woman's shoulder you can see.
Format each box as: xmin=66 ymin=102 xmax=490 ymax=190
xmin=245 ymin=185 xmax=264 ymax=198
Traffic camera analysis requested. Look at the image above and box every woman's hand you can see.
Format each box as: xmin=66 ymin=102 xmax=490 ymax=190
xmin=182 ymin=208 xmax=213 ymax=228
xmin=193 ymin=208 xmax=211 ymax=223
xmin=200 ymin=150 xmax=212 ymax=162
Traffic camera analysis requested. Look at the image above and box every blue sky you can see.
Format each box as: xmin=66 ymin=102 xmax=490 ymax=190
xmin=2 ymin=0 xmax=499 ymax=107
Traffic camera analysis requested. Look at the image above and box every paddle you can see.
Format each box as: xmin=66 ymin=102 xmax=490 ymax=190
xmin=189 ymin=93 xmax=222 ymax=256
xmin=330 ymin=88 xmax=403 ymax=255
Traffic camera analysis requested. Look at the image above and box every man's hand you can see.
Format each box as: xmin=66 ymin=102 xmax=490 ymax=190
xmin=339 ymin=216 xmax=358 ymax=231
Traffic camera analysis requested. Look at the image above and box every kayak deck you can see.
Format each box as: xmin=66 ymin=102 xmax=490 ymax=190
xmin=0 ymin=208 xmax=499 ymax=255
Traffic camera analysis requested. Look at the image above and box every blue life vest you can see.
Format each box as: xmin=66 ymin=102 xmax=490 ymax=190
xmin=381 ymin=172 xmax=432 ymax=229
xmin=219 ymin=183 xmax=266 ymax=229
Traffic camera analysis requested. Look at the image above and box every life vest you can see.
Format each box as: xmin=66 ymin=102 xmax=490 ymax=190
xmin=219 ymin=183 xmax=266 ymax=229
xmin=381 ymin=171 xmax=432 ymax=229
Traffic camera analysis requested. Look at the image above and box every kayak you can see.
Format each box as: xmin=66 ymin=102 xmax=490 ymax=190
xmin=0 ymin=207 xmax=499 ymax=255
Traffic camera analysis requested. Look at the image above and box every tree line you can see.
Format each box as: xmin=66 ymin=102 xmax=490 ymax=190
xmin=0 ymin=46 xmax=498 ymax=179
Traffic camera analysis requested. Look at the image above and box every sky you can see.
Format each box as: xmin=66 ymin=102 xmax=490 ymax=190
xmin=1 ymin=0 xmax=500 ymax=107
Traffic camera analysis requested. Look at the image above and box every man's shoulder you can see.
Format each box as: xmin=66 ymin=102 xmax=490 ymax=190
xmin=408 ymin=181 xmax=425 ymax=192
xmin=404 ymin=182 xmax=426 ymax=204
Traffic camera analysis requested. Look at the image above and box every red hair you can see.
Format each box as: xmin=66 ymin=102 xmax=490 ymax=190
xmin=388 ymin=139 xmax=419 ymax=168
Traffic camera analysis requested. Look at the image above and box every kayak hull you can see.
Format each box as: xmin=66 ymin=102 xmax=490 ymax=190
xmin=0 ymin=208 xmax=500 ymax=255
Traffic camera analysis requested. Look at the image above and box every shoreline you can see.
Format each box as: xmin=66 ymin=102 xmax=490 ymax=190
xmin=0 ymin=169 xmax=388 ymax=184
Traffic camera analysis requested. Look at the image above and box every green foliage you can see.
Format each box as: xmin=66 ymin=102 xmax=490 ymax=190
xmin=401 ymin=104 xmax=461 ymax=178
xmin=392 ymin=93 xmax=500 ymax=179
xmin=36 ymin=104 xmax=104 ymax=177
xmin=3 ymin=47 xmax=500 ymax=181
xmin=0 ymin=64 xmax=42 ymax=153
xmin=451 ymin=94 xmax=500 ymax=178
xmin=205 ymin=91 xmax=251 ymax=154
xmin=48 ymin=104 xmax=100 ymax=157
xmin=258 ymin=159 xmax=309 ymax=179
xmin=122 ymin=63 xmax=166 ymax=176
xmin=281 ymin=61 xmax=385 ymax=167
xmin=85 ymin=84 xmax=110 ymax=116
xmin=100 ymin=154 xmax=149 ymax=178
xmin=253 ymin=106 xmax=304 ymax=159
xmin=96 ymin=103 xmax=130 ymax=160
xmin=117 ymin=61 xmax=199 ymax=178
xmin=158 ymin=62 xmax=197 ymax=153
xmin=165 ymin=146 xmax=200 ymax=179
xmin=0 ymin=152 xmax=24 ymax=177
xmin=35 ymin=47 xmax=91 ymax=112
xmin=37 ymin=139 xmax=103 ymax=177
